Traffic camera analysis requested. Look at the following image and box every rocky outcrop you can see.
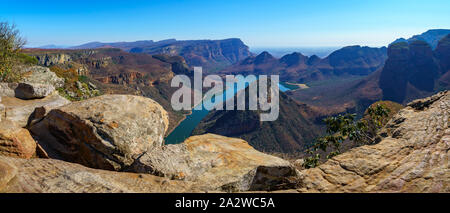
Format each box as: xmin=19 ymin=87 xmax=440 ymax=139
xmin=0 ymin=120 xmax=36 ymax=159
xmin=18 ymin=66 xmax=64 ymax=89
xmin=0 ymin=156 xmax=195 ymax=193
xmin=379 ymin=40 xmax=441 ymax=104
xmin=297 ymin=91 xmax=449 ymax=192
xmin=34 ymin=53 xmax=72 ymax=67
xmin=29 ymin=95 xmax=169 ymax=171
xmin=0 ymin=93 xmax=70 ymax=127
xmin=131 ymin=134 xmax=298 ymax=191
xmin=14 ymin=83 xmax=55 ymax=100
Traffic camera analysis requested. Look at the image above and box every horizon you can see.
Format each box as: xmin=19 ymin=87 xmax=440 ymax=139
xmin=1 ymin=0 xmax=450 ymax=48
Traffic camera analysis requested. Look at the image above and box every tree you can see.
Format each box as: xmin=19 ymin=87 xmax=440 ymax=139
xmin=303 ymin=104 xmax=390 ymax=168
xmin=0 ymin=21 xmax=27 ymax=82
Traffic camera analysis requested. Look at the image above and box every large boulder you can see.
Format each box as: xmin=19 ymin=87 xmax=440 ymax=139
xmin=18 ymin=66 xmax=64 ymax=89
xmin=0 ymin=120 xmax=36 ymax=159
xmin=14 ymin=83 xmax=55 ymax=100
xmin=131 ymin=134 xmax=299 ymax=192
xmin=297 ymin=91 xmax=450 ymax=193
xmin=0 ymin=156 xmax=195 ymax=193
xmin=1 ymin=92 xmax=70 ymax=127
xmin=29 ymin=95 xmax=169 ymax=171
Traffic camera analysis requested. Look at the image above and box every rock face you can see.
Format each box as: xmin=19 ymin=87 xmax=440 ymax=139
xmin=0 ymin=93 xmax=70 ymax=127
xmin=379 ymin=40 xmax=446 ymax=104
xmin=29 ymin=95 xmax=169 ymax=171
xmin=131 ymin=134 xmax=299 ymax=192
xmin=0 ymin=120 xmax=36 ymax=159
xmin=71 ymin=38 xmax=253 ymax=72
xmin=0 ymin=156 xmax=195 ymax=193
xmin=298 ymin=91 xmax=450 ymax=192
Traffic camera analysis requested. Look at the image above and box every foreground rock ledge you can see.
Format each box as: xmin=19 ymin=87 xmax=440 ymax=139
xmin=297 ymin=91 xmax=449 ymax=193
xmin=30 ymin=94 xmax=169 ymax=171
xmin=0 ymin=156 xmax=195 ymax=193
xmin=131 ymin=134 xmax=299 ymax=192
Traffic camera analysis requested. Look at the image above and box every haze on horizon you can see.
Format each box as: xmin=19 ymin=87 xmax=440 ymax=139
xmin=1 ymin=0 xmax=449 ymax=48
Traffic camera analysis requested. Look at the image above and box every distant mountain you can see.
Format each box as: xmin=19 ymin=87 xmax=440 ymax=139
xmin=391 ymin=29 xmax=450 ymax=49
xmin=192 ymin=86 xmax=323 ymax=153
xmin=70 ymin=38 xmax=252 ymax=72
xmin=35 ymin=44 xmax=71 ymax=49
xmin=221 ymin=45 xmax=387 ymax=83
xmin=250 ymin=46 xmax=339 ymax=58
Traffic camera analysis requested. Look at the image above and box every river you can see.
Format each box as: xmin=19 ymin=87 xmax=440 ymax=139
xmin=164 ymin=82 xmax=292 ymax=144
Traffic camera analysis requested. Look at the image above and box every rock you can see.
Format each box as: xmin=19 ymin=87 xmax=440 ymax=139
xmin=0 ymin=156 xmax=195 ymax=193
xmin=29 ymin=94 xmax=169 ymax=171
xmin=0 ymin=159 xmax=17 ymax=190
xmin=0 ymin=120 xmax=36 ymax=159
xmin=1 ymin=92 xmax=70 ymax=127
xmin=18 ymin=66 xmax=64 ymax=89
xmin=297 ymin=91 xmax=450 ymax=192
xmin=14 ymin=83 xmax=55 ymax=100
xmin=131 ymin=134 xmax=299 ymax=192
xmin=0 ymin=83 xmax=18 ymax=97
xmin=294 ymin=159 xmax=305 ymax=168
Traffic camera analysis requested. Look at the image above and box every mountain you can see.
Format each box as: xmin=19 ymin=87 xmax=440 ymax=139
xmin=289 ymin=34 xmax=450 ymax=117
xmin=220 ymin=45 xmax=387 ymax=83
xmin=379 ymin=35 xmax=450 ymax=103
xmin=70 ymin=38 xmax=252 ymax=72
xmin=391 ymin=29 xmax=450 ymax=49
xmin=192 ymin=85 xmax=323 ymax=153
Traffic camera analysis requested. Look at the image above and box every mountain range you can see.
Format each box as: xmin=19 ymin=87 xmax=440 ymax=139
xmin=69 ymin=38 xmax=252 ymax=72
xmin=219 ymin=45 xmax=387 ymax=83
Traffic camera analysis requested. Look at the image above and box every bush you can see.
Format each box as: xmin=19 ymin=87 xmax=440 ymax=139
xmin=303 ymin=104 xmax=390 ymax=168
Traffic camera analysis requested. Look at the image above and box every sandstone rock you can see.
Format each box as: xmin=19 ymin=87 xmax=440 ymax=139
xmin=1 ymin=93 xmax=70 ymax=127
xmin=297 ymin=91 xmax=450 ymax=193
xmin=0 ymin=156 xmax=195 ymax=193
xmin=0 ymin=83 xmax=18 ymax=97
xmin=0 ymin=120 xmax=36 ymax=159
xmin=19 ymin=66 xmax=64 ymax=89
xmin=131 ymin=134 xmax=299 ymax=192
xmin=30 ymin=95 xmax=169 ymax=171
xmin=14 ymin=83 xmax=55 ymax=100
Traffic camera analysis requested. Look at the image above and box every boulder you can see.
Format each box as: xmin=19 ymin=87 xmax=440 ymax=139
xmin=14 ymin=83 xmax=55 ymax=100
xmin=131 ymin=134 xmax=299 ymax=192
xmin=1 ymin=93 xmax=70 ymax=127
xmin=297 ymin=91 xmax=450 ymax=192
xmin=29 ymin=95 xmax=169 ymax=171
xmin=0 ymin=120 xmax=36 ymax=159
xmin=0 ymin=156 xmax=195 ymax=193
xmin=0 ymin=83 xmax=18 ymax=97
xmin=18 ymin=66 xmax=64 ymax=89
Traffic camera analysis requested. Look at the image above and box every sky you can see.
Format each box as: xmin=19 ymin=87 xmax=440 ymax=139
xmin=1 ymin=0 xmax=449 ymax=48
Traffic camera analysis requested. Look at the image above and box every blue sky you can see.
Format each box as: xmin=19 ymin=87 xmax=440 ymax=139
xmin=1 ymin=0 xmax=449 ymax=47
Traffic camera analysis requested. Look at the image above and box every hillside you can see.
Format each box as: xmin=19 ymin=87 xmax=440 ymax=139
xmin=192 ymin=86 xmax=323 ymax=153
